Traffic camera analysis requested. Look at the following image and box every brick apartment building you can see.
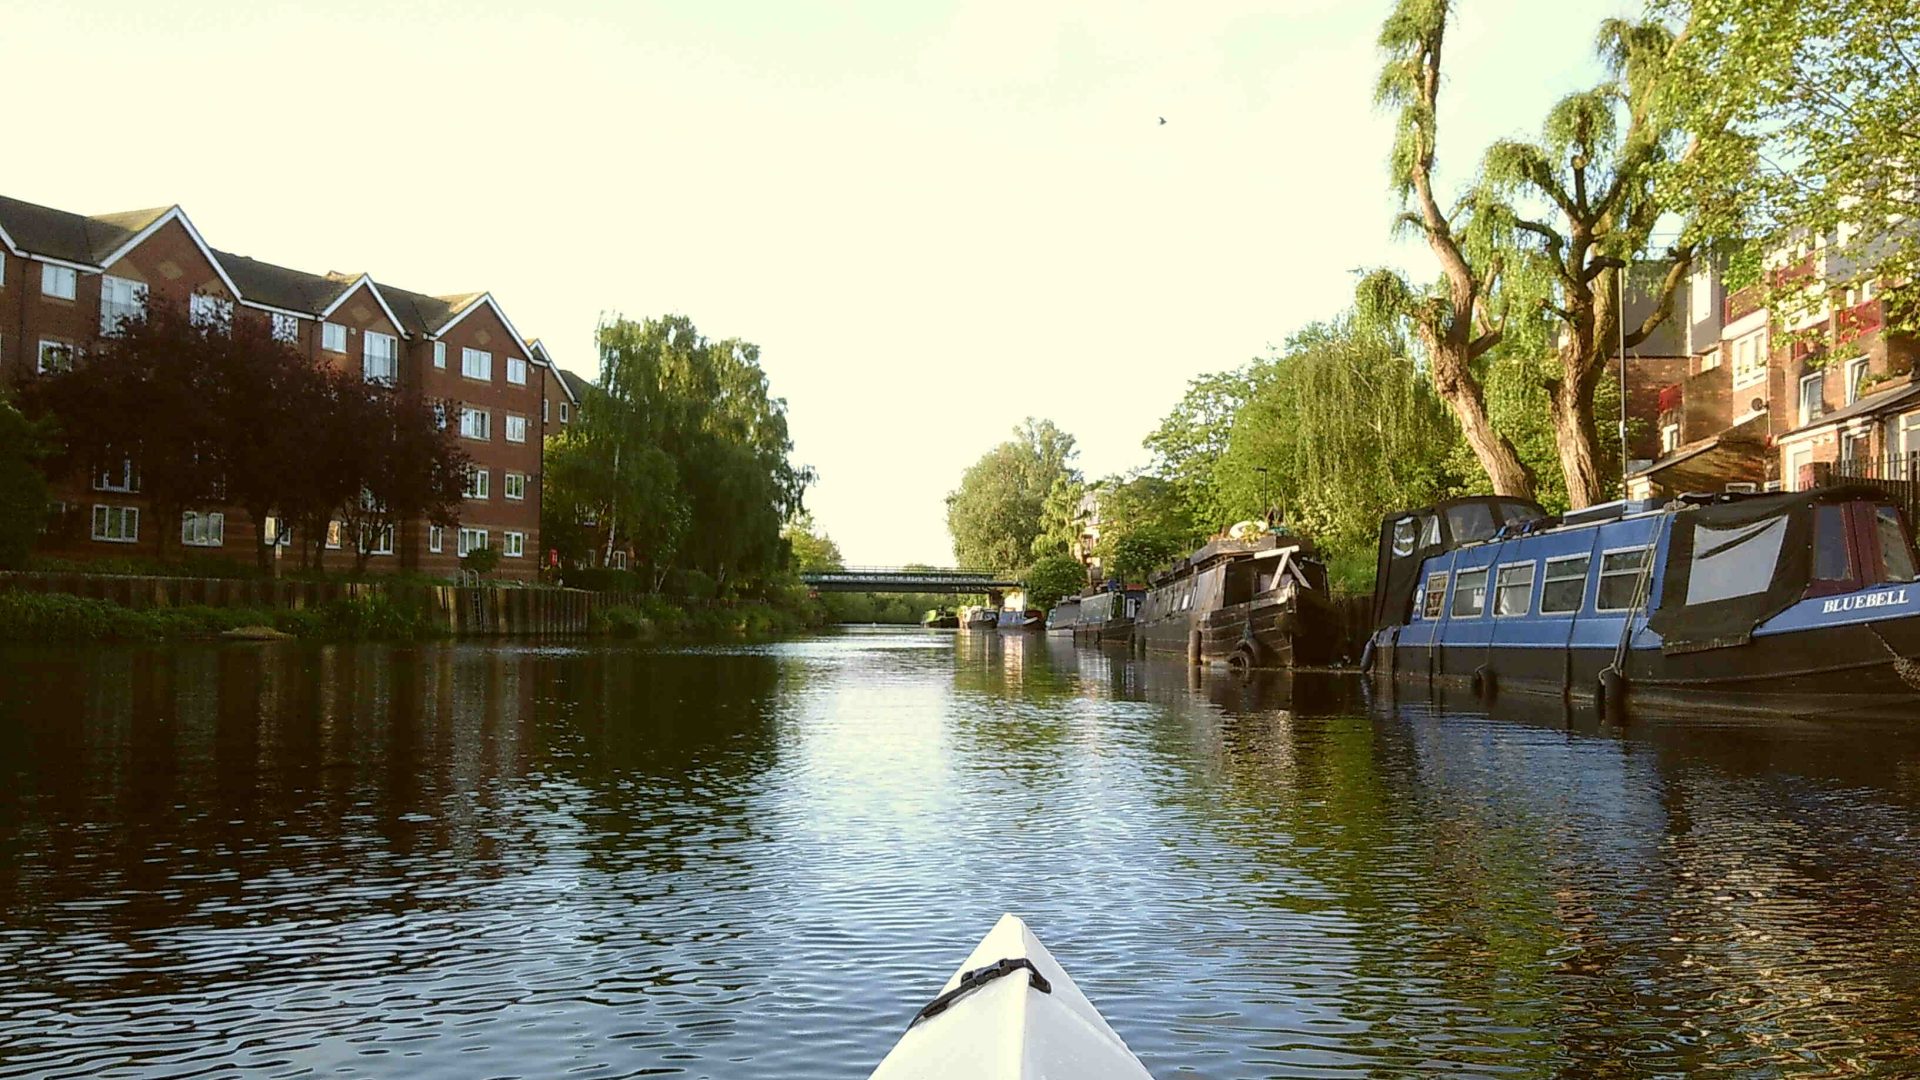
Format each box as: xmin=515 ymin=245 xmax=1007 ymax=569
xmin=1626 ymin=239 xmax=1915 ymax=499
xmin=0 ymin=193 xmax=579 ymax=582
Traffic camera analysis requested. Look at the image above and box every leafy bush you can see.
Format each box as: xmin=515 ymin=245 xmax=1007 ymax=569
xmin=0 ymin=591 xmax=443 ymax=643
xmin=461 ymin=546 xmax=502 ymax=578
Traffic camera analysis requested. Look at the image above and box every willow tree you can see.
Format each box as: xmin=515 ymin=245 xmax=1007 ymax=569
xmin=1367 ymin=0 xmax=1535 ymax=500
xmin=1481 ymin=19 xmax=1698 ymax=508
xmin=945 ymin=418 xmax=1079 ymax=573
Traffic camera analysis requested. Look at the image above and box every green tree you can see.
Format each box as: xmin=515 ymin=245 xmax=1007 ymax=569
xmin=945 ymin=418 xmax=1078 ymax=574
xmin=1089 ymin=474 xmax=1204 ymax=578
xmin=0 ymin=398 xmax=48 ymax=569
xmin=1143 ymin=367 xmax=1259 ymax=534
xmin=1024 ymin=553 xmax=1088 ymax=610
xmin=782 ymin=513 xmax=844 ymax=572
xmin=1030 ymin=474 xmax=1087 ymax=560
xmin=1107 ymin=529 xmax=1185 ymax=586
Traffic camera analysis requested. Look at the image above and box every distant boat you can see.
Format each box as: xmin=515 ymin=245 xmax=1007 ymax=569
xmin=1045 ymin=598 xmax=1081 ymax=634
xmin=996 ymin=608 xmax=1043 ymax=631
xmin=924 ymin=609 xmax=960 ymax=630
xmin=963 ymin=607 xmax=1000 ymax=631
xmin=867 ymin=913 xmax=1154 ymax=1080
xmin=1073 ymin=587 xmax=1143 ymax=646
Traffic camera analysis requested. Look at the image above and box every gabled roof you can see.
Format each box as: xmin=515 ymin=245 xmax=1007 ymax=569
xmin=0 ymin=194 xmax=167 ymax=266
xmin=427 ymin=292 xmax=534 ymax=360
xmin=525 ymin=338 xmax=555 ymax=369
xmin=552 ymin=367 xmax=592 ymax=404
xmin=317 ymin=273 xmax=410 ymax=337
xmin=214 ymin=250 xmax=356 ymax=315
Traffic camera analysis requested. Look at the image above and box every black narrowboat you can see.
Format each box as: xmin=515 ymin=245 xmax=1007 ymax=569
xmin=1045 ymin=599 xmax=1081 ymax=635
xmin=1366 ymin=487 xmax=1920 ymax=719
xmin=1072 ymin=588 xmax=1141 ymax=645
xmin=1136 ymin=532 xmax=1340 ymax=668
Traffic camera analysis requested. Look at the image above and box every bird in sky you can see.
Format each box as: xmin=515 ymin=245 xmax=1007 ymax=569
xmin=1158 ymin=116 xmax=1166 ymax=125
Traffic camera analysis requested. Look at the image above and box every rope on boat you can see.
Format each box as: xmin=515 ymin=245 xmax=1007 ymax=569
xmin=1863 ymin=623 xmax=1920 ymax=691
xmin=909 ymin=958 xmax=1053 ymax=1028
xmin=1601 ymin=531 xmax=1664 ymax=717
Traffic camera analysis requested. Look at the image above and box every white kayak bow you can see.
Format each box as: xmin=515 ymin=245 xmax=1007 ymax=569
xmin=869 ymin=913 xmax=1154 ymax=1079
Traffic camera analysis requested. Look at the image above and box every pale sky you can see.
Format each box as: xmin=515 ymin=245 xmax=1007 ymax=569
xmin=11 ymin=0 xmax=1634 ymax=565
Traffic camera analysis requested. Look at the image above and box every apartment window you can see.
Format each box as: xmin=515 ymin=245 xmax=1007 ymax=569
xmin=189 ymin=293 xmax=233 ymax=330
xmin=1540 ymin=554 xmax=1590 ymax=615
xmin=1493 ymin=562 xmax=1535 ymax=617
xmin=429 ymin=524 xmax=444 ymax=553
xmin=363 ymin=330 xmax=399 ymax=384
xmin=1596 ymin=549 xmax=1649 ymax=611
xmin=321 ymin=322 xmax=351 ymax=352
xmin=1842 ymin=429 xmax=1870 ymax=467
xmin=41 ymin=263 xmax=77 ymax=300
xmin=505 ymin=414 xmax=528 ymax=443
xmin=90 ymin=505 xmax=138 ymax=543
xmin=180 ymin=511 xmax=224 ymax=548
xmin=1660 ymin=423 xmax=1680 ymax=454
xmin=459 ymin=408 xmax=491 ymax=441
xmin=433 ymin=341 xmax=447 ymax=369
xmin=325 ymin=520 xmax=344 ymax=549
xmin=559 ymin=402 xmax=570 ymax=424
xmin=264 ymin=516 xmax=290 ymax=547
xmin=507 ymin=356 xmax=528 ymax=385
xmin=458 ymin=527 xmax=489 ymax=556
xmin=1845 ymin=357 xmax=1870 ymax=405
xmin=504 ymin=472 xmax=526 ymax=501
xmin=94 ymin=459 xmax=140 ymax=493
xmin=1699 ymin=350 xmax=1721 ymax=373
xmin=99 ymin=275 xmax=146 ymax=335
xmin=543 ymin=398 xmax=551 ymax=424
xmin=609 ymin=550 xmax=628 ymax=570
xmin=503 ymin=531 xmax=525 ymax=558
xmin=462 ymin=347 xmax=491 ymax=380
xmin=1450 ymin=567 xmax=1488 ymax=617
xmin=361 ymin=523 xmax=394 ymax=556
xmin=1420 ymin=571 xmax=1448 ymax=619
xmin=465 ymin=468 xmax=490 ymax=500
xmin=1732 ymin=331 xmax=1767 ymax=388
xmin=1786 ymin=444 xmax=1813 ymax=491
xmin=37 ymin=339 xmax=74 ymax=374
xmin=1798 ymin=371 xmax=1825 ymax=427
xmin=271 ymin=312 xmax=299 ymax=343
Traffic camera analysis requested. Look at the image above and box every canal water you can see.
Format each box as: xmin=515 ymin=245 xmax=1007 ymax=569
xmin=4 ymin=628 xmax=1920 ymax=1078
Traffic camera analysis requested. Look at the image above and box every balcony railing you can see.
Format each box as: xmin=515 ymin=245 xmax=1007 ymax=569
xmin=1830 ymin=453 xmax=1920 ymax=524
xmin=1725 ymin=283 xmax=1766 ymax=323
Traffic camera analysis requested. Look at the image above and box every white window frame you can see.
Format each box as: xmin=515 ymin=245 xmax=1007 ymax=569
xmin=1786 ymin=444 xmax=1814 ymax=491
xmin=1420 ymin=571 xmax=1448 ymax=620
xmin=559 ymin=402 xmax=570 ymax=424
xmin=363 ymin=330 xmax=399 ymax=384
xmin=1450 ymin=567 xmax=1489 ymax=618
xmin=361 ymin=522 xmax=395 ymax=556
xmin=503 ymin=531 xmax=525 ymax=557
xmin=90 ymin=504 xmax=138 ymax=543
xmin=1732 ymin=330 xmax=1767 ymax=389
xmin=1845 ymin=357 xmax=1870 ymax=405
xmin=1798 ymin=370 xmax=1825 ymax=427
xmin=459 ymin=408 xmax=491 ymax=441
xmin=180 ymin=511 xmax=225 ymax=548
xmin=1493 ymin=561 xmax=1535 ymax=618
xmin=465 ymin=468 xmax=490 ymax=500
xmin=94 ymin=458 xmax=140 ymax=493
xmin=99 ymin=275 xmax=146 ymax=335
xmin=189 ymin=292 xmax=234 ymax=328
xmin=433 ymin=341 xmax=447 ymax=369
xmin=1660 ymin=422 xmax=1680 ymax=454
xmin=505 ymin=414 xmax=528 ymax=443
xmin=542 ymin=397 xmax=550 ymax=424
xmin=461 ymin=347 xmax=491 ymax=381
xmin=504 ymin=472 xmax=526 ymax=501
xmin=506 ymin=356 xmax=528 ymax=385
xmin=458 ymin=527 xmax=489 ymax=556
xmin=37 ymin=338 xmax=74 ymax=374
xmin=609 ymin=550 xmax=628 ymax=570
xmin=1539 ymin=554 xmax=1590 ymax=616
xmin=41 ymin=263 xmax=77 ymax=300
xmin=1595 ymin=547 xmax=1650 ymax=612
xmin=326 ymin=520 xmax=344 ymax=550
xmin=271 ymin=312 xmax=300 ymax=344
xmin=321 ymin=322 xmax=348 ymax=353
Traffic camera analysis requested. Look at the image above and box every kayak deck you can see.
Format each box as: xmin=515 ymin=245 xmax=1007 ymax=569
xmin=869 ymin=913 xmax=1153 ymax=1079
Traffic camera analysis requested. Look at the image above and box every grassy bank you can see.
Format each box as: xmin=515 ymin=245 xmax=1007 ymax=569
xmin=0 ymin=591 xmax=446 ymax=643
xmin=591 ymin=595 xmax=819 ymax=641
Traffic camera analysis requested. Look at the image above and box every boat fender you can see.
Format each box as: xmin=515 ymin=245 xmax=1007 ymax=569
xmin=1597 ymin=666 xmax=1628 ymax=724
xmin=909 ymin=957 xmax=1052 ymax=1028
xmin=1470 ymin=665 xmax=1496 ymax=704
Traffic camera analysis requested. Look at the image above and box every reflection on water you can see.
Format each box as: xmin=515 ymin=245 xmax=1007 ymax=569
xmin=4 ymin=630 xmax=1920 ymax=1077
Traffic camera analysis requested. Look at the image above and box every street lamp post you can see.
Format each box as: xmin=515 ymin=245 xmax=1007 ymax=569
xmin=1256 ymin=467 xmax=1270 ymax=525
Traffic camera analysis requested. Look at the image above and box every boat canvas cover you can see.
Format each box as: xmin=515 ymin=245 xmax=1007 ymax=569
xmin=1647 ymin=486 xmax=1879 ymax=654
xmin=1371 ymin=497 xmax=1547 ymax=630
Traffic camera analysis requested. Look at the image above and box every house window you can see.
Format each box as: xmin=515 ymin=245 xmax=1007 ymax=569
xmin=465 ymin=468 xmax=490 ymax=500
xmin=503 ymin=531 xmax=525 ymax=557
xmin=90 ymin=505 xmax=138 ymax=543
xmin=180 ymin=511 xmax=224 ymax=548
xmin=189 ymin=293 xmax=233 ymax=330
xmin=37 ymin=339 xmax=74 ymax=374
xmin=1450 ymin=568 xmax=1488 ymax=617
xmin=264 ymin=516 xmax=290 ymax=547
xmin=559 ymin=402 xmax=570 ymax=424
xmin=322 ymin=322 xmax=347 ymax=352
xmin=462 ymin=347 xmax=491 ymax=380
xmin=1786 ymin=444 xmax=1814 ymax=491
xmin=1660 ymin=423 xmax=1680 ymax=454
xmin=505 ymin=414 xmax=528 ymax=443
xmin=543 ymin=398 xmax=550 ymax=424
xmin=1842 ymin=429 xmax=1870 ymax=469
xmin=94 ymin=459 xmax=140 ymax=493
xmin=271 ymin=312 xmax=299 ymax=343
xmin=1420 ymin=571 xmax=1448 ymax=620
xmin=507 ymin=356 xmax=528 ymax=385
xmin=1732 ymin=331 xmax=1767 ymax=388
xmin=429 ymin=524 xmax=444 ymax=553
xmin=458 ymin=527 xmax=489 ymax=556
xmin=1540 ymin=554 xmax=1590 ymax=614
xmin=1493 ymin=562 xmax=1535 ymax=617
xmin=433 ymin=341 xmax=447 ymax=368
xmin=99 ymin=275 xmax=146 ymax=335
xmin=363 ymin=330 xmax=399 ymax=384
xmin=1596 ymin=548 xmax=1649 ymax=611
xmin=609 ymin=549 xmax=628 ymax=570
xmin=41 ymin=263 xmax=77 ymax=300
xmin=504 ymin=472 xmax=526 ymax=500
xmin=1798 ymin=371 xmax=1825 ymax=427
xmin=459 ymin=408 xmax=491 ymax=441
xmin=326 ymin=520 xmax=344 ymax=549
xmin=1699 ymin=350 xmax=1721 ymax=373
xmin=361 ymin=523 xmax=395 ymax=555
xmin=1845 ymin=357 xmax=1869 ymax=405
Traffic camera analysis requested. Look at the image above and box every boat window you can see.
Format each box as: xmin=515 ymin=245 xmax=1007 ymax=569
xmin=1497 ymin=500 xmax=1544 ymax=526
xmin=1421 ymin=514 xmax=1442 ymax=548
xmin=1450 ymin=567 xmax=1488 ymax=617
xmin=1812 ymin=505 xmax=1853 ymax=582
xmin=1685 ymin=516 xmax=1790 ymax=605
xmin=1494 ymin=562 xmax=1534 ymax=616
xmin=1540 ymin=554 xmax=1590 ymax=614
xmin=1876 ymin=505 xmax=1918 ymax=582
xmin=1596 ymin=548 xmax=1650 ymax=611
xmin=1391 ymin=517 xmax=1417 ymax=557
xmin=1421 ymin=571 xmax=1448 ymax=619
xmin=1446 ymin=503 xmax=1497 ymax=544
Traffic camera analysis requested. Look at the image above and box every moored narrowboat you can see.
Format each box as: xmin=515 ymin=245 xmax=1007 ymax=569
xmin=963 ymin=607 xmax=1000 ymax=631
xmin=1045 ymin=598 xmax=1081 ymax=634
xmin=1365 ymin=487 xmax=1920 ymax=719
xmin=1136 ymin=530 xmax=1339 ymax=668
xmin=1071 ymin=588 xmax=1141 ymax=645
xmin=923 ymin=608 xmax=960 ymax=630
xmin=996 ymin=608 xmax=1043 ymax=631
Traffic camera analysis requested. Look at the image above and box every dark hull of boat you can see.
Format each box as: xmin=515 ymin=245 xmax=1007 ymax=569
xmin=1199 ymin=595 xmax=1342 ymax=669
xmin=963 ymin=616 xmax=998 ymax=631
xmin=924 ymin=617 xmax=960 ymax=629
xmin=1072 ymin=617 xmax=1135 ymax=645
xmin=1376 ymin=614 xmax=1920 ymax=719
xmin=1135 ymin=613 xmax=1193 ymax=654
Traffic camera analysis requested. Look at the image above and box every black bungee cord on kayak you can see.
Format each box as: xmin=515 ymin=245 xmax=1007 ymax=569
xmin=908 ymin=958 xmax=1053 ymax=1028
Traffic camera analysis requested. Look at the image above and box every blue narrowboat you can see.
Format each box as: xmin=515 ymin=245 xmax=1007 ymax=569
xmin=1365 ymin=486 xmax=1920 ymax=719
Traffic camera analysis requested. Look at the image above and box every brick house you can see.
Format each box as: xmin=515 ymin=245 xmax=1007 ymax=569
xmin=0 ymin=193 xmax=562 ymax=581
